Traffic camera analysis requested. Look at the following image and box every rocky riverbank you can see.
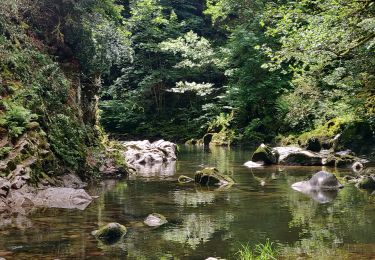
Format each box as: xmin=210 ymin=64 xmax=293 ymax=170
xmin=245 ymin=143 xmax=369 ymax=168
xmin=0 ymin=138 xmax=178 ymax=214
xmin=121 ymin=140 xmax=177 ymax=177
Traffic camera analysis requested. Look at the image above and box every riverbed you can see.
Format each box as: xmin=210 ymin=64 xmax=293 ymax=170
xmin=0 ymin=145 xmax=374 ymax=259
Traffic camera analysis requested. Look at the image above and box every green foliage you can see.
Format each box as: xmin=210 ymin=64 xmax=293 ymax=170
xmin=0 ymin=146 xmax=12 ymax=160
xmin=262 ymin=0 xmax=375 ymax=134
xmin=236 ymin=240 xmax=278 ymax=260
xmin=47 ymin=114 xmax=88 ymax=170
xmin=208 ymin=112 xmax=233 ymax=133
xmin=26 ymin=0 xmax=131 ymax=76
xmin=0 ymin=102 xmax=36 ymax=138
xmin=100 ymin=0 xmax=225 ymax=140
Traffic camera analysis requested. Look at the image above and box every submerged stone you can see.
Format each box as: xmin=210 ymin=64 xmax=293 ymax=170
xmin=92 ymin=223 xmax=127 ymax=244
xmin=194 ymin=167 xmax=234 ymax=187
xmin=144 ymin=213 xmax=168 ymax=227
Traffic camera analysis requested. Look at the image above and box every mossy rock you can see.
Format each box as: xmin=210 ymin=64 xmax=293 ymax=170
xmin=251 ymin=144 xmax=278 ymax=165
xmin=357 ymin=176 xmax=375 ymax=190
xmin=195 ymin=167 xmax=234 ymax=186
xmin=92 ymin=223 xmax=127 ymax=245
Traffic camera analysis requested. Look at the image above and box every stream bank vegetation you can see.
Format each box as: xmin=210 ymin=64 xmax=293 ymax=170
xmin=236 ymin=240 xmax=278 ymax=260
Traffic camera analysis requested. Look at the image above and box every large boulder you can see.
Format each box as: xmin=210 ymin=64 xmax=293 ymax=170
xmin=33 ymin=188 xmax=93 ymax=210
xmin=92 ymin=223 xmax=127 ymax=244
xmin=251 ymin=144 xmax=279 ymax=165
xmin=144 ymin=213 xmax=168 ymax=227
xmin=194 ymin=167 xmax=234 ymax=187
xmin=274 ymin=146 xmax=322 ymax=166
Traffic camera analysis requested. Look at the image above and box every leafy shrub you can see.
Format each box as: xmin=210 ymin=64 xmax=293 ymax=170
xmin=0 ymin=146 xmax=12 ymax=159
xmin=0 ymin=102 xmax=36 ymax=138
xmin=47 ymin=114 xmax=88 ymax=170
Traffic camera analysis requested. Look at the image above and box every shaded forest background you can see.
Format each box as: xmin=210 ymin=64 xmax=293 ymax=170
xmin=99 ymin=0 xmax=375 ymax=153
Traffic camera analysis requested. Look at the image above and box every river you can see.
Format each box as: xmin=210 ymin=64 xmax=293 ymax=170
xmin=0 ymin=145 xmax=374 ymax=259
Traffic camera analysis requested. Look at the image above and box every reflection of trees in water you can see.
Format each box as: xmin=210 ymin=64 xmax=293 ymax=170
xmin=163 ymin=212 xmax=234 ymax=249
xmin=283 ymin=176 xmax=375 ymax=258
xmin=181 ymin=145 xmax=241 ymax=175
xmin=172 ymin=189 xmax=216 ymax=207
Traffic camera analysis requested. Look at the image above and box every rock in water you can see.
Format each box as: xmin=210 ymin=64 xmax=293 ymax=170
xmin=33 ymin=188 xmax=93 ymax=210
xmin=292 ymin=171 xmax=343 ymax=203
xmin=92 ymin=223 xmax=127 ymax=244
xmin=144 ymin=213 xmax=168 ymax=227
xmin=195 ymin=167 xmax=234 ymax=187
xmin=292 ymin=171 xmax=343 ymax=191
xmin=251 ymin=144 xmax=279 ymax=165
xmin=279 ymin=149 xmax=322 ymax=166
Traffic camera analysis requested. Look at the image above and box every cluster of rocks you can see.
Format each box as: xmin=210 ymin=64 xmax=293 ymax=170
xmin=178 ymin=167 xmax=235 ymax=190
xmin=343 ymin=168 xmax=375 ymax=191
xmin=248 ymin=144 xmax=375 ymax=195
xmin=247 ymin=143 xmax=367 ymax=168
xmin=121 ymin=140 xmax=177 ymax=176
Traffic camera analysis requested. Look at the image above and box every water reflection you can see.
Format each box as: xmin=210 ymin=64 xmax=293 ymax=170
xmin=0 ymin=146 xmax=374 ymax=259
xmin=129 ymin=160 xmax=177 ymax=178
xmin=163 ymin=212 xmax=234 ymax=249
xmin=172 ymin=188 xmax=216 ymax=207
xmin=292 ymin=188 xmax=339 ymax=203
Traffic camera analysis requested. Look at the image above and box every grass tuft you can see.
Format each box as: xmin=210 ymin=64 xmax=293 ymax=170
xmin=236 ymin=239 xmax=278 ymax=260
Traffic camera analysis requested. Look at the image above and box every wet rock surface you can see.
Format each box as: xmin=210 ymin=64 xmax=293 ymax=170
xmin=122 ymin=140 xmax=177 ymax=176
xmin=144 ymin=213 xmax=168 ymax=227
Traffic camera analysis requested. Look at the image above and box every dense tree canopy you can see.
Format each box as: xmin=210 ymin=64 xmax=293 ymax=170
xmin=2 ymin=0 xmax=374 ymax=150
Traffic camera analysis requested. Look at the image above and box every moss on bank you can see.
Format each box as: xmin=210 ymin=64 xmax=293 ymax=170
xmin=0 ymin=2 xmax=129 ymax=183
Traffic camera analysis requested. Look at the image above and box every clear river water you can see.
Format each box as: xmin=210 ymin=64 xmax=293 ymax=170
xmin=0 ymin=145 xmax=374 ymax=259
